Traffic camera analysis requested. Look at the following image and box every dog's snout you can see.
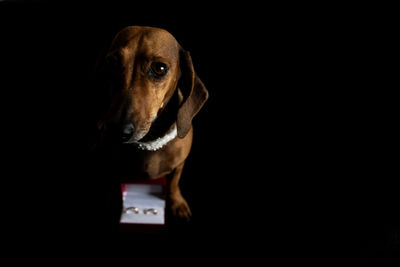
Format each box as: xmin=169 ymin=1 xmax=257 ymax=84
xmin=121 ymin=123 xmax=135 ymax=142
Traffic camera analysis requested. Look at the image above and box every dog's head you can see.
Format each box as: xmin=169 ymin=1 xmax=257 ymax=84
xmin=97 ymin=26 xmax=208 ymax=143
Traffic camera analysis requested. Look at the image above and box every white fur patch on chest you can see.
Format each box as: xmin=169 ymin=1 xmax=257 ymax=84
xmin=133 ymin=124 xmax=177 ymax=151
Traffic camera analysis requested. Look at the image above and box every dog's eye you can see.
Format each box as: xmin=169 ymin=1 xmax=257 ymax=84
xmin=149 ymin=62 xmax=168 ymax=78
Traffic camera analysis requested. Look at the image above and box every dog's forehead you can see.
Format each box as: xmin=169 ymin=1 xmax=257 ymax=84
xmin=113 ymin=26 xmax=180 ymax=60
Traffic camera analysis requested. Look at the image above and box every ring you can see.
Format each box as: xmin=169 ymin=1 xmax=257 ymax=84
xmin=143 ymin=208 xmax=158 ymax=215
xmin=124 ymin=207 xmax=139 ymax=214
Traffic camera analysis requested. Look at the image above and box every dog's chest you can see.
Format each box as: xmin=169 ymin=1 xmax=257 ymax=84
xmin=115 ymin=147 xmax=175 ymax=179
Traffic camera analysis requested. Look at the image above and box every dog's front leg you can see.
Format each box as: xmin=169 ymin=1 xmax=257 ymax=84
xmin=167 ymin=161 xmax=191 ymax=220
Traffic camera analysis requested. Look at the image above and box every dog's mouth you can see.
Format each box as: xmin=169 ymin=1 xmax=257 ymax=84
xmin=136 ymin=114 xmax=172 ymax=143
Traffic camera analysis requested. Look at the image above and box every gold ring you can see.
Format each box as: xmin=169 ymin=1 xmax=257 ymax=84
xmin=143 ymin=208 xmax=158 ymax=215
xmin=124 ymin=207 xmax=139 ymax=214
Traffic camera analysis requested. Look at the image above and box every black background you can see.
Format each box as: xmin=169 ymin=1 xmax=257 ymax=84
xmin=1 ymin=1 xmax=398 ymax=264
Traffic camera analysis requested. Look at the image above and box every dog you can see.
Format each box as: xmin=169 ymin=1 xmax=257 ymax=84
xmin=93 ymin=26 xmax=208 ymax=220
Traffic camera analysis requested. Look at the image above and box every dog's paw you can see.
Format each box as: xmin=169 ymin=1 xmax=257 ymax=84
xmin=169 ymin=195 xmax=192 ymax=220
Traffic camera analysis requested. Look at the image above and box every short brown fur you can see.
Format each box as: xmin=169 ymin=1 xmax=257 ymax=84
xmin=95 ymin=26 xmax=208 ymax=219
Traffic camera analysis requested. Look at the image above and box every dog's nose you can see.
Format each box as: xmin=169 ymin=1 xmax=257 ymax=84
xmin=121 ymin=123 xmax=135 ymax=142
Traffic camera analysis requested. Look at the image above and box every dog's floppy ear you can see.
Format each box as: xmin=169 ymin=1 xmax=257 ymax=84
xmin=177 ymin=49 xmax=209 ymax=138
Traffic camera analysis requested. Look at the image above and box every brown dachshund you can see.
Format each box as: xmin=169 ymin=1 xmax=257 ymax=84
xmin=94 ymin=26 xmax=208 ymax=220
